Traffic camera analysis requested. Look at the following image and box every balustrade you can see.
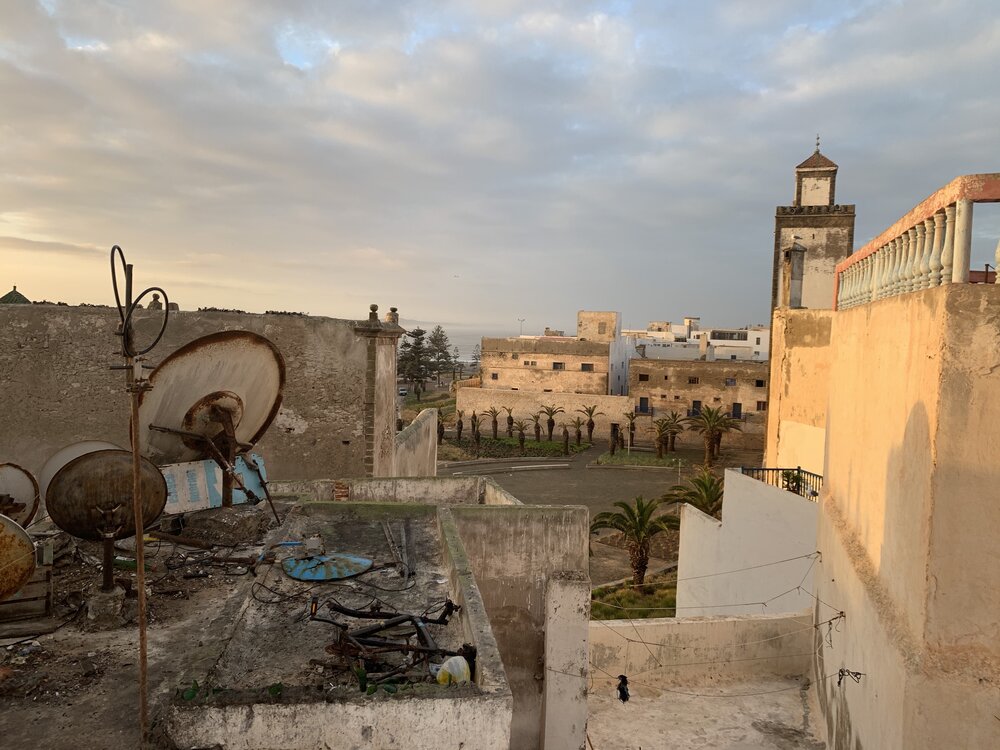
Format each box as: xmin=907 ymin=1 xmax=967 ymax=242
xmin=835 ymin=174 xmax=1000 ymax=309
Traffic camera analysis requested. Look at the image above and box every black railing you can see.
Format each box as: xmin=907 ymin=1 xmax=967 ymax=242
xmin=635 ymin=405 xmax=654 ymax=416
xmin=739 ymin=466 xmax=823 ymax=500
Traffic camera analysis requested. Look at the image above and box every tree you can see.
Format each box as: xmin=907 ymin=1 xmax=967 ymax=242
xmin=502 ymin=406 xmax=515 ymax=437
xmin=562 ymin=424 xmax=570 ymax=455
xmin=665 ymin=466 xmax=725 ymax=518
xmin=570 ymin=416 xmax=585 ymax=446
xmin=455 ymin=410 xmax=464 ymax=441
xmin=484 ymin=406 xmax=501 ymax=440
xmin=540 ymin=404 xmax=565 ymax=441
xmin=427 ymin=325 xmax=455 ymax=385
xmin=452 ymin=346 xmax=463 ymax=380
xmin=512 ymin=419 xmax=528 ymax=455
xmin=471 ymin=344 xmax=481 ymax=374
xmin=398 ymin=328 xmax=429 ymax=397
xmin=661 ymin=411 xmax=685 ymax=452
xmin=622 ymin=412 xmax=638 ymax=448
xmin=577 ymin=405 xmax=605 ymax=443
xmin=590 ymin=496 xmax=679 ymax=585
xmin=652 ymin=418 xmax=670 ymax=459
xmin=530 ymin=412 xmax=543 ymax=442
xmin=685 ymin=406 xmax=742 ymax=466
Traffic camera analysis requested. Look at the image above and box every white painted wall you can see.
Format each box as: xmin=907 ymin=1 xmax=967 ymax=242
xmin=676 ymin=470 xmax=818 ymax=617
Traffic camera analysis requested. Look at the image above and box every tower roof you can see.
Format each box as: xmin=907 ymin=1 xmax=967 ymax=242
xmin=796 ymin=150 xmax=838 ymax=170
xmin=0 ymin=285 xmax=30 ymax=304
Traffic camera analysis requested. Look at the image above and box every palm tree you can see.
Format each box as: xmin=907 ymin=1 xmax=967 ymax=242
xmin=569 ymin=416 xmax=585 ymax=446
xmin=577 ymin=405 xmax=605 ymax=443
xmin=484 ymin=406 xmax=501 ymax=440
xmin=561 ymin=423 xmax=570 ymax=455
xmin=512 ymin=419 xmax=528 ymax=455
xmin=665 ymin=465 xmax=725 ymax=518
xmin=502 ymin=406 xmax=515 ymax=438
xmin=685 ymin=406 xmax=742 ymax=466
xmin=455 ymin=410 xmax=464 ymax=442
xmin=469 ymin=411 xmax=479 ymax=437
xmin=530 ymin=412 xmax=543 ymax=442
xmin=540 ymin=404 xmax=565 ymax=442
xmin=622 ymin=412 xmax=638 ymax=448
xmin=652 ymin=418 xmax=670 ymax=459
xmin=662 ymin=411 xmax=685 ymax=453
xmin=590 ymin=496 xmax=679 ymax=585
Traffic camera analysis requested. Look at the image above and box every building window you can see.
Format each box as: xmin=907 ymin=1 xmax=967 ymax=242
xmin=664 ymin=375 xmax=669 ymax=380
xmin=531 ymin=361 xmax=537 ymax=366
xmin=756 ymin=337 xmax=761 ymax=345
xmin=713 ymin=396 xmax=722 ymax=402
xmin=511 ymin=387 xmax=518 ymax=390
xmin=543 ymin=389 xmax=553 ymax=393
xmin=660 ymin=394 xmax=667 ymax=399
xmin=688 ymin=377 xmax=699 ymax=384
xmin=638 ymin=373 xmax=649 ymax=382
xmin=490 ymin=373 xmax=498 ymax=380
xmin=581 ymin=363 xmax=594 ymax=372
xmin=725 ymin=377 xmax=737 ymax=386
xmin=730 ymin=354 xmax=737 ymax=360
xmin=757 ymin=401 xmax=768 ymax=411
xmin=674 ymin=395 xmax=681 ymax=400
xmin=598 ymin=322 xmax=607 ymax=334
xmin=755 ymin=379 xmax=766 ymax=388
xmin=523 ymin=361 xmax=530 ymax=366
xmin=553 ymin=362 xmax=565 ymax=370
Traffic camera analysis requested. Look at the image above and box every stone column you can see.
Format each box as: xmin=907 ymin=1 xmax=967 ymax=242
xmin=919 ymin=220 xmax=933 ymax=289
xmin=941 ymin=205 xmax=956 ymax=283
xmin=354 ymin=304 xmax=404 ymax=477
xmin=929 ymin=212 xmax=945 ymax=286
xmin=912 ymin=225 xmax=926 ymax=290
xmin=541 ymin=571 xmax=590 ymax=750
xmin=952 ymin=198 xmax=973 ymax=283
xmin=888 ymin=237 xmax=901 ymax=296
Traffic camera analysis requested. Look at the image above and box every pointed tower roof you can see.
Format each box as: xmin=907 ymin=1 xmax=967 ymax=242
xmin=796 ymin=135 xmax=838 ymax=170
xmin=0 ymin=285 xmax=30 ymax=304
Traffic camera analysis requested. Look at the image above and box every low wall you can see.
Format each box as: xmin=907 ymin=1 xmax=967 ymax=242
xmin=455 ymin=387 xmax=631 ymax=440
xmin=481 ymin=478 xmax=522 ymax=506
xmin=450 ymin=505 xmax=590 ymax=750
xmin=676 ymin=470 xmax=818 ymax=616
xmin=589 ymin=612 xmax=814 ymax=687
xmin=268 ymin=476 xmax=521 ymax=506
xmin=392 ymin=408 xmax=437 ymax=477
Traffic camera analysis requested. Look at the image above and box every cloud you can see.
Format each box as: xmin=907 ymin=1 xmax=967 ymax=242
xmin=1 ymin=0 xmax=999 ymax=333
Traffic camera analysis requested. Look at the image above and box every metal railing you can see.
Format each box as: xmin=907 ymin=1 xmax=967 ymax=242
xmin=739 ymin=466 xmax=823 ymax=500
xmin=635 ymin=405 xmax=654 ymax=416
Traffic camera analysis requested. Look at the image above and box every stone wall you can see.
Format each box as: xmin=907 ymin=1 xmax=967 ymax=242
xmin=629 ymin=358 xmax=769 ymax=418
xmin=480 ymin=350 xmax=609 ymax=394
xmin=589 ymin=612 xmax=814 ymax=686
xmin=450 ymin=504 xmax=589 ymax=750
xmin=392 ymin=408 xmax=437 ymax=477
xmin=765 ymin=308 xmax=833 ymax=474
xmin=0 ymin=304 xmax=400 ymax=481
xmin=813 ymin=284 xmax=1000 ymax=749
xmin=676 ymin=469 xmax=819 ymax=616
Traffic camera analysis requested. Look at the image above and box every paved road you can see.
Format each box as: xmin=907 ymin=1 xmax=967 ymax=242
xmin=443 ymin=445 xmax=685 ymax=517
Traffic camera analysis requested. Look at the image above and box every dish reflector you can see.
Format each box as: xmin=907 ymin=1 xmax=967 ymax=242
xmin=0 ymin=515 xmax=36 ymax=602
xmin=0 ymin=463 xmax=40 ymax=526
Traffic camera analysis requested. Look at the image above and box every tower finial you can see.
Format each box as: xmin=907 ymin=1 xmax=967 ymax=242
xmin=816 ymin=133 xmax=821 ymax=153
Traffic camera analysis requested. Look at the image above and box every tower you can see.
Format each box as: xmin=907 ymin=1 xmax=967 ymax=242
xmin=771 ymin=139 xmax=856 ymax=310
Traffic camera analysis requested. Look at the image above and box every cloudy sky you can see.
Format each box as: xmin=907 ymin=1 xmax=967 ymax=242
xmin=2 ymin=0 xmax=999 ymax=352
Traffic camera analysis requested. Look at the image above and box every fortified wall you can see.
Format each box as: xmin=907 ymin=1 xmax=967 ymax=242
xmin=0 ymin=304 xmax=402 ymax=480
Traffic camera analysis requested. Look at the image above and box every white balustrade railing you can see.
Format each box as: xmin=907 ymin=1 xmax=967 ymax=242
xmin=835 ymin=174 xmax=1000 ymax=309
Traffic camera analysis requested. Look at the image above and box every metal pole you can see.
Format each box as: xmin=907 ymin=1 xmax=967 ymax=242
xmin=128 ymin=349 xmax=150 ymax=743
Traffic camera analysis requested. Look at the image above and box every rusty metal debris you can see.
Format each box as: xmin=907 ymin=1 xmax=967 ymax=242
xmin=0 ymin=515 xmax=36 ymax=602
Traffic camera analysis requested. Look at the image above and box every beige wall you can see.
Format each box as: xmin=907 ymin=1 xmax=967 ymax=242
xmin=481 ymin=351 xmax=609 ymax=394
xmin=392 ymin=408 xmax=437 ymax=477
xmin=0 ymin=304 xmax=398 ymax=481
xmin=576 ymin=310 xmax=619 ymax=342
xmin=813 ymin=284 xmax=1000 ymax=749
xmin=765 ymin=308 xmax=833 ymax=474
xmin=629 ymin=359 xmax=769 ymax=417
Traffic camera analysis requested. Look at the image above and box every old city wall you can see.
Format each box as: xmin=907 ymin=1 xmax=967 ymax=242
xmin=0 ymin=305 xmax=377 ymax=480
xmin=813 ymin=284 xmax=1000 ymax=749
xmin=392 ymin=408 xmax=437 ymax=477
xmin=765 ymin=308 xmax=833 ymax=474
xmin=480 ymin=351 xmax=609 ymax=394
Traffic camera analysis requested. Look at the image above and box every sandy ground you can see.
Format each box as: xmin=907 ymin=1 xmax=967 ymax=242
xmin=588 ymin=675 xmax=826 ymax=750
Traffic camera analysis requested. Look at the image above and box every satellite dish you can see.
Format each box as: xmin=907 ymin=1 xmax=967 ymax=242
xmin=138 ymin=331 xmax=285 ymax=464
xmin=46 ymin=450 xmax=167 ymax=542
xmin=0 ymin=463 xmax=40 ymax=526
xmin=38 ymin=440 xmax=122 ymax=520
xmin=46 ymin=449 xmax=167 ymax=593
xmin=0 ymin=515 xmax=36 ymax=602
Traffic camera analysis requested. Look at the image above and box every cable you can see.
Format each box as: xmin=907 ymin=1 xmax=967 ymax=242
xmin=599 ymin=551 xmax=820 ymax=591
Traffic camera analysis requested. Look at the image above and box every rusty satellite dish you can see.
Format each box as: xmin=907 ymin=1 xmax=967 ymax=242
xmin=137 ymin=331 xmax=285 ymax=465
xmin=46 ymin=450 xmax=167 ymax=542
xmin=0 ymin=463 xmax=40 ymax=527
xmin=0 ymin=514 xmax=36 ymax=602
xmin=37 ymin=440 xmax=122 ymax=521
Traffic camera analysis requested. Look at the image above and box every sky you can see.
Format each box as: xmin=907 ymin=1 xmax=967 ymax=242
xmin=2 ymin=0 xmax=999 ymax=355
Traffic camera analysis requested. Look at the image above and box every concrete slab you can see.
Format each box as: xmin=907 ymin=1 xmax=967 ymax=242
xmin=588 ymin=676 xmax=826 ymax=749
